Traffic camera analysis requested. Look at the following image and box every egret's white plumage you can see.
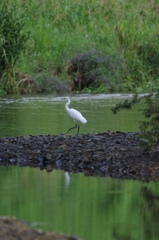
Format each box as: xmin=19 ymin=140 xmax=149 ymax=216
xmin=62 ymin=97 xmax=87 ymax=134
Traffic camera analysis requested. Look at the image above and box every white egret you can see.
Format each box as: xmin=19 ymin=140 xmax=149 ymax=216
xmin=62 ymin=97 xmax=87 ymax=135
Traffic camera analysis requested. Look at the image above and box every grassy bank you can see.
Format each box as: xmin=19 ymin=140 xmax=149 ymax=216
xmin=1 ymin=0 xmax=159 ymax=94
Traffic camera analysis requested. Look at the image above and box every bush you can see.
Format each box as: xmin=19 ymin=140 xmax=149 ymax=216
xmin=14 ymin=72 xmax=71 ymax=94
xmin=112 ymin=94 xmax=159 ymax=150
xmin=0 ymin=2 xmax=29 ymax=93
xmin=66 ymin=49 xmax=122 ymax=92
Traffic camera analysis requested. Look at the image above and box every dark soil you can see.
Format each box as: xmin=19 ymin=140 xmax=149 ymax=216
xmin=0 ymin=217 xmax=78 ymax=240
xmin=0 ymin=131 xmax=159 ymax=181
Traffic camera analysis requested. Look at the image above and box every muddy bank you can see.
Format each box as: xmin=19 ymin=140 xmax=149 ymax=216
xmin=0 ymin=131 xmax=159 ymax=181
xmin=0 ymin=217 xmax=78 ymax=240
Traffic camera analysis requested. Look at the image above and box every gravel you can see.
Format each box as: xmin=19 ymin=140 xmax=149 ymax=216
xmin=0 ymin=131 xmax=159 ymax=181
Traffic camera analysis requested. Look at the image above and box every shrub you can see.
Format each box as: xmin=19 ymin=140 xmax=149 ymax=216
xmin=66 ymin=49 xmax=122 ymax=92
xmin=112 ymin=94 xmax=159 ymax=150
xmin=14 ymin=72 xmax=71 ymax=94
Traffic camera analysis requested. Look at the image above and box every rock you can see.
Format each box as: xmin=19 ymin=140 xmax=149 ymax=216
xmin=0 ymin=217 xmax=79 ymax=240
xmin=0 ymin=132 xmax=158 ymax=181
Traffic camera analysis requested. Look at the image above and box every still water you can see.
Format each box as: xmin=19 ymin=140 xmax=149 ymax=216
xmin=0 ymin=94 xmax=158 ymax=240
xmin=0 ymin=93 xmax=143 ymax=137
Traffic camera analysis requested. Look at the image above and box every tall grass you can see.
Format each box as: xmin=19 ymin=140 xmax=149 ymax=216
xmin=1 ymin=0 xmax=159 ymax=93
xmin=0 ymin=2 xmax=29 ymax=93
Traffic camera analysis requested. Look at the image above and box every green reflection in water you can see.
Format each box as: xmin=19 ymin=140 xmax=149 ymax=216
xmin=0 ymin=95 xmax=154 ymax=240
xmin=0 ymin=166 xmax=159 ymax=240
xmin=0 ymin=95 xmax=144 ymax=138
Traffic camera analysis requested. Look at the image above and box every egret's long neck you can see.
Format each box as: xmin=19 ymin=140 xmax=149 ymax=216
xmin=65 ymin=98 xmax=71 ymax=113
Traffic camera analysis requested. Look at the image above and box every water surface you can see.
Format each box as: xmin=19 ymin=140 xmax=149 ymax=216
xmin=0 ymin=94 xmax=143 ymax=137
xmin=0 ymin=94 xmax=157 ymax=240
xmin=0 ymin=166 xmax=159 ymax=240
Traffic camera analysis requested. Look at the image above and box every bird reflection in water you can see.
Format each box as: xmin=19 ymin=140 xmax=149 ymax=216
xmin=65 ymin=172 xmax=70 ymax=191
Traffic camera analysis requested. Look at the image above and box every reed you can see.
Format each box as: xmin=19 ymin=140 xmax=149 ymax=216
xmin=1 ymin=0 xmax=159 ymax=93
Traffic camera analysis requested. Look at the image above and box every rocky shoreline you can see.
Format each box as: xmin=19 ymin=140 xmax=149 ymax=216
xmin=0 ymin=217 xmax=78 ymax=240
xmin=0 ymin=131 xmax=159 ymax=181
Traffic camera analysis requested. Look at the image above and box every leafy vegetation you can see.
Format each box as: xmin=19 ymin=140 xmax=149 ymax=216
xmin=0 ymin=0 xmax=159 ymax=93
xmin=112 ymin=94 xmax=159 ymax=150
xmin=0 ymin=2 xmax=29 ymax=93
xmin=66 ymin=49 xmax=122 ymax=92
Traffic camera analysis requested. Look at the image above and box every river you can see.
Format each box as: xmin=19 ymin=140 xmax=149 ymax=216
xmin=0 ymin=94 xmax=158 ymax=240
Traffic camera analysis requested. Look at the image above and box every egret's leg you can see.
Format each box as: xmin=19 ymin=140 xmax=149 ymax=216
xmin=66 ymin=122 xmax=77 ymax=134
xmin=77 ymin=123 xmax=80 ymax=135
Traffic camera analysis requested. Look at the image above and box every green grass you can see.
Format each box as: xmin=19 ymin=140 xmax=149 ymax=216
xmin=1 ymin=0 xmax=159 ymax=93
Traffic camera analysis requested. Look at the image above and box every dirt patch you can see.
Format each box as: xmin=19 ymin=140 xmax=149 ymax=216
xmin=0 ymin=131 xmax=159 ymax=181
xmin=0 ymin=217 xmax=78 ymax=240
